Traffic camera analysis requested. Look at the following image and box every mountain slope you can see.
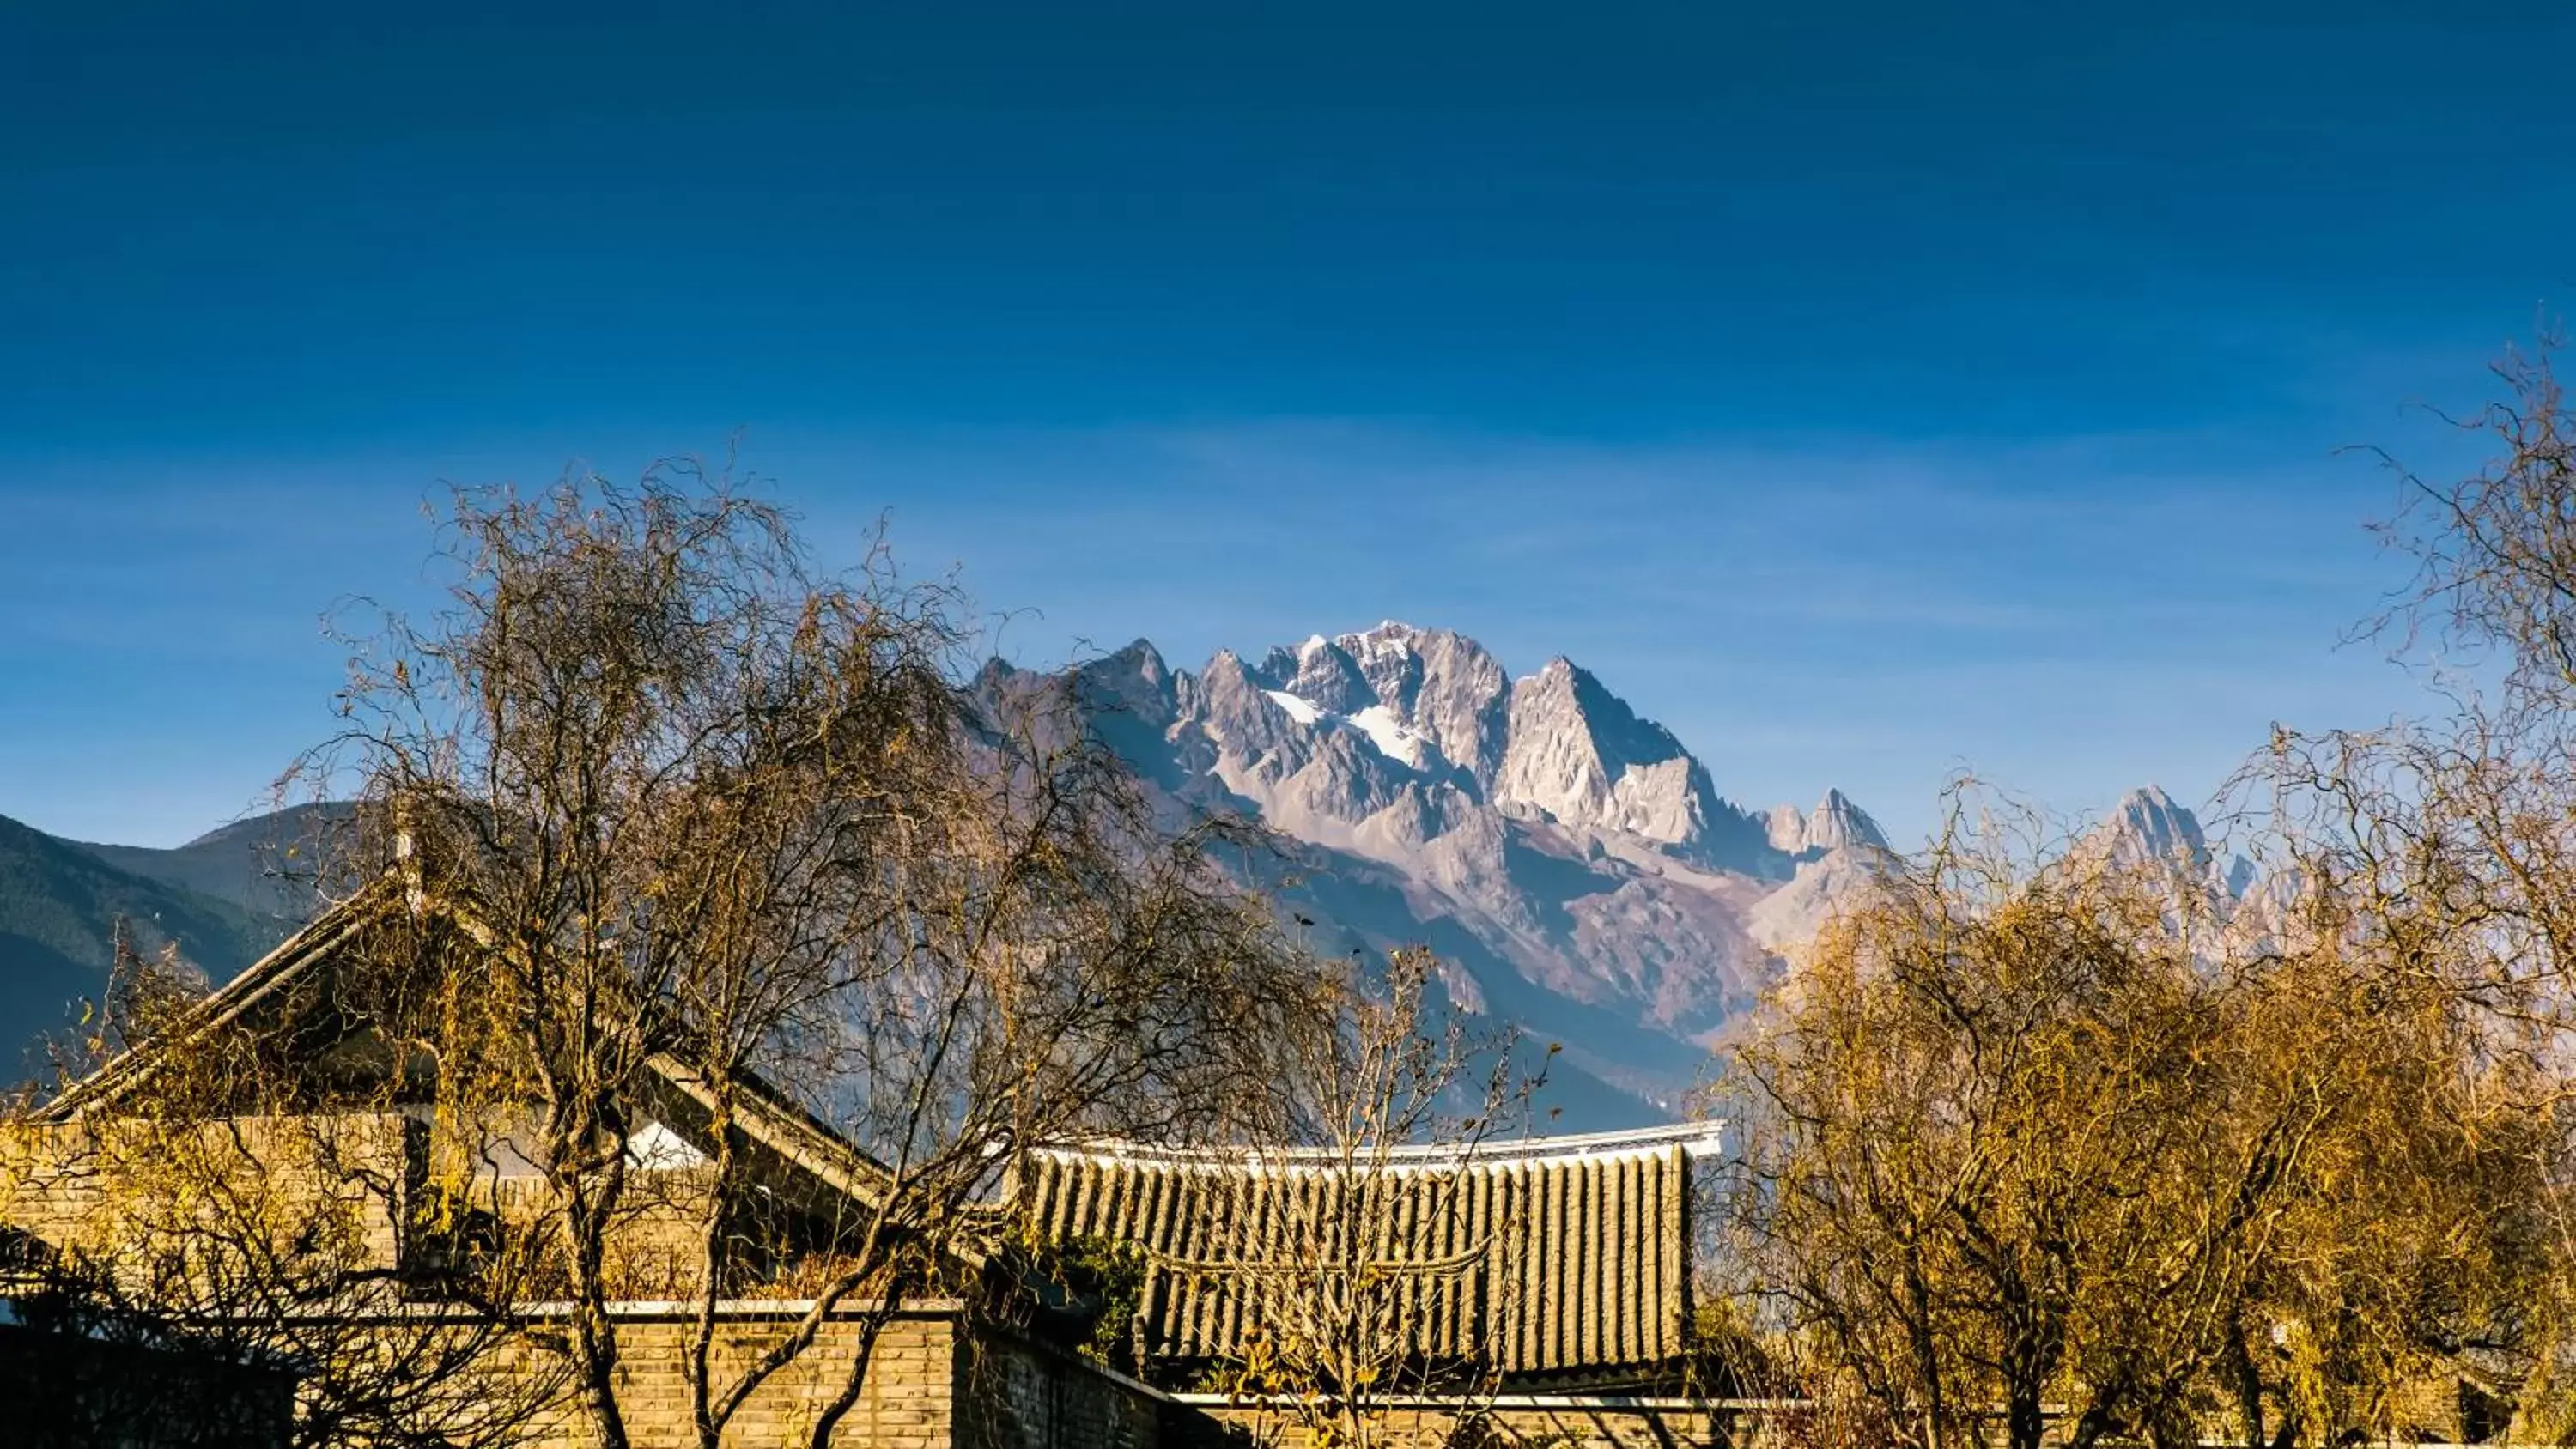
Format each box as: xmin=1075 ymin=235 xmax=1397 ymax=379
xmin=75 ymin=801 xmax=352 ymax=919
xmin=0 ymin=812 xmax=289 ymax=1068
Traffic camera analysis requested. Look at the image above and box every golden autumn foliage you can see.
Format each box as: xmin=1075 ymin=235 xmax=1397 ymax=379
xmin=1722 ymin=339 xmax=2576 ymax=1449
xmin=1722 ymin=802 xmax=2567 ymax=1449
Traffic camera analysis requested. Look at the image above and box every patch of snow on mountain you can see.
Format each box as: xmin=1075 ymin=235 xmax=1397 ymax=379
xmin=1256 ymin=687 xmax=1438 ymax=772
xmin=1348 ymin=704 xmax=1435 ymax=768
xmin=1264 ymin=690 xmax=1323 ymax=725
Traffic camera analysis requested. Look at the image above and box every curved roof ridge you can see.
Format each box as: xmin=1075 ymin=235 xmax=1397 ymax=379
xmin=1031 ymin=1119 xmax=1724 ymax=1170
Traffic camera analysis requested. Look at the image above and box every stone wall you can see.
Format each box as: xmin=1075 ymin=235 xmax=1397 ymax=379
xmin=0 ymin=1113 xmax=413 ymax=1282
xmin=491 ymin=1328 xmax=1766 ymax=1449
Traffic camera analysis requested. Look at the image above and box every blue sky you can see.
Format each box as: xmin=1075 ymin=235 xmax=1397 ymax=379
xmin=3 ymin=1 xmax=2571 ymax=847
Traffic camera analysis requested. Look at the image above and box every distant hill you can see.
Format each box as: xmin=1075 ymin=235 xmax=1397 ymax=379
xmin=74 ymin=801 xmax=353 ymax=920
xmin=0 ymin=812 xmax=297 ymax=1076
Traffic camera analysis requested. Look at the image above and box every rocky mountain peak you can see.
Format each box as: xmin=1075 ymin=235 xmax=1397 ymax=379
xmin=1339 ymin=619 xmax=1424 ymax=664
xmin=1334 ymin=622 xmax=1431 ymax=717
xmin=2080 ymin=785 xmax=2263 ymax=908
xmin=1070 ymin=638 xmax=1179 ymax=725
xmin=2096 ymin=785 xmax=2211 ymax=872
xmin=1344 ymin=622 xmax=1510 ymax=787
xmin=1252 ymin=634 xmax=1376 ymax=715
xmin=1766 ymin=787 xmax=1892 ymax=859
xmin=1493 ymin=655 xmax=1726 ymax=856
xmin=1239 ymin=621 xmax=1513 ymax=791
xmin=1196 ymin=649 xmax=1302 ymax=751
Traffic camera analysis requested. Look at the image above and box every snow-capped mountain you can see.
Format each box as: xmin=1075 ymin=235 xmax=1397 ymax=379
xmin=981 ymin=621 xmax=1898 ymax=1125
xmin=1222 ymin=623 xmax=1787 ymax=873
xmin=981 ymin=621 xmax=2252 ymax=1127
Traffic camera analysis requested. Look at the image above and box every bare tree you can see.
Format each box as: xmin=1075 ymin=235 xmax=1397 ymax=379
xmin=1192 ymin=946 xmax=1546 ymax=1449
xmin=2239 ymin=336 xmax=2576 ymax=1438
xmin=267 ymin=466 xmax=1316 ymax=1448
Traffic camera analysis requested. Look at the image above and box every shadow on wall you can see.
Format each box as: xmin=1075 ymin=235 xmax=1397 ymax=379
xmin=0 ymin=1320 xmax=296 ymax=1449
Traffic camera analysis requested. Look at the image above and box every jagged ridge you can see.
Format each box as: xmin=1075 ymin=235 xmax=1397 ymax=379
xmin=1021 ymin=621 xmax=1897 ymax=1125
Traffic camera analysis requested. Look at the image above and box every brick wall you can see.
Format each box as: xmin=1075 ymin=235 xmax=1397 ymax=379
xmin=959 ymin=1328 xmax=1165 ymax=1449
xmin=450 ymin=1304 xmax=1200 ymax=1449
xmin=487 ymin=1307 xmax=960 ymax=1449
xmin=0 ymin=1113 xmax=413 ymax=1282
xmin=1177 ymin=1396 xmax=1747 ymax=1449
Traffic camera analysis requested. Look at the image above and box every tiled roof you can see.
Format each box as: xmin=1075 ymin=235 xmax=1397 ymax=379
xmin=1018 ymin=1127 xmax=1717 ymax=1379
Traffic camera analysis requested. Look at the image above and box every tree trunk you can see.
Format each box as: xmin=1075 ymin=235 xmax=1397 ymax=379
xmin=2007 ymin=1380 xmax=2046 ymax=1449
xmin=1901 ymin=1249 xmax=1949 ymax=1449
xmin=688 ymin=1097 xmax=740 ymax=1449
xmin=804 ymin=1294 xmax=900 ymax=1449
xmin=558 ymin=1121 xmax=632 ymax=1449
xmin=2227 ymin=1312 xmax=2268 ymax=1449
xmin=569 ymin=1290 xmax=632 ymax=1449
